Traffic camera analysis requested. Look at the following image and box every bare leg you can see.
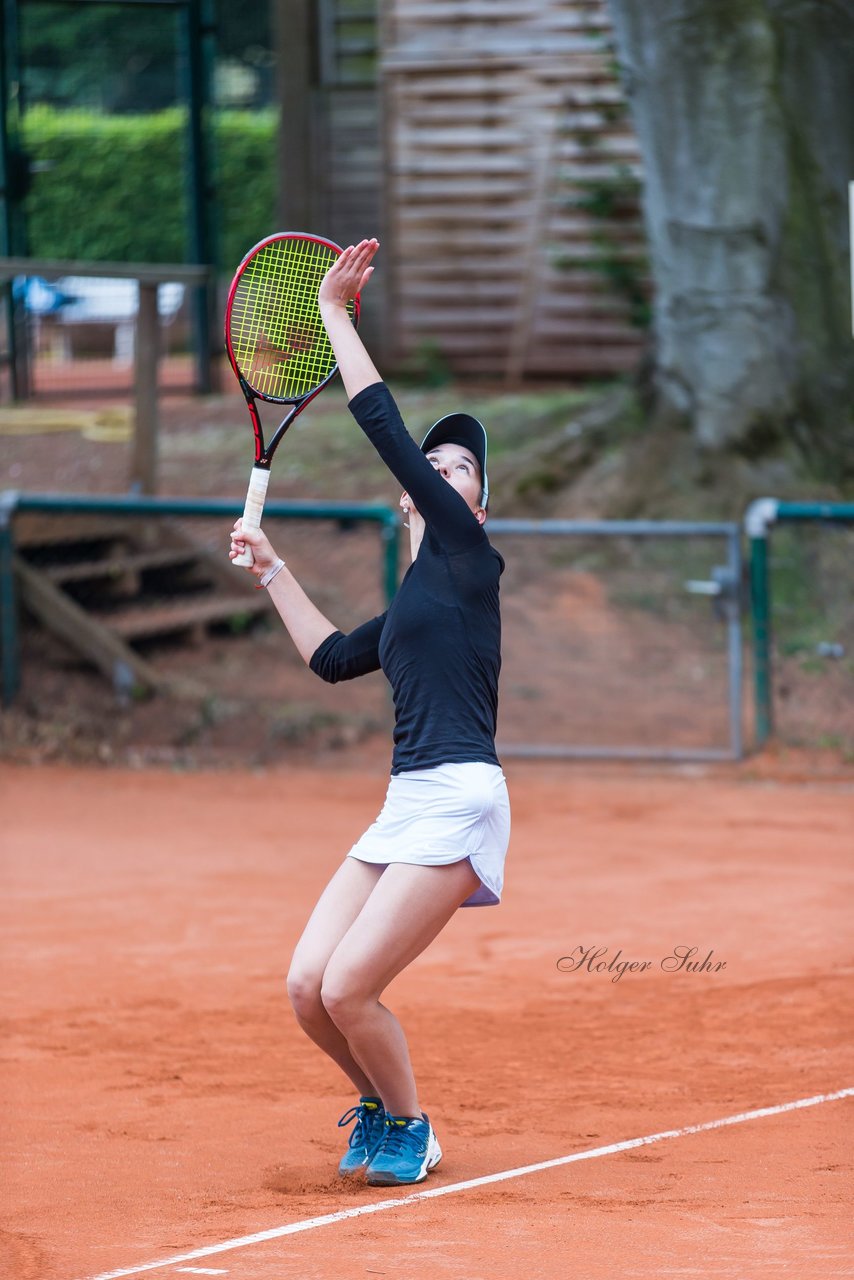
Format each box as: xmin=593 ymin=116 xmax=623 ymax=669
xmin=320 ymin=858 xmax=481 ymax=1117
xmin=286 ymin=857 xmax=385 ymax=1095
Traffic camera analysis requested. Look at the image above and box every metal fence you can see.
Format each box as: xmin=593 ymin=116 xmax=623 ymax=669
xmin=8 ymin=495 xmax=853 ymax=764
xmin=489 ymin=520 xmax=743 ymax=761
xmin=1 ymin=498 xmax=746 ymax=764
xmin=747 ymin=500 xmax=854 ymax=754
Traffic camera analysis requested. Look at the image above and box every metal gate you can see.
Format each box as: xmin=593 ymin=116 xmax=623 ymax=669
xmin=3 ymin=0 xmax=216 ymax=399
xmin=488 ymin=520 xmax=743 ymax=761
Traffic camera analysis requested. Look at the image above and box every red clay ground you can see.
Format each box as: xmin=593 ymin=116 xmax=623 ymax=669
xmin=2 ymin=759 xmax=852 ymax=1280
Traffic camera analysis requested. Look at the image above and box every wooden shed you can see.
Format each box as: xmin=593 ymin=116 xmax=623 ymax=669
xmin=286 ymin=0 xmax=646 ymax=380
xmin=379 ymin=0 xmax=646 ymax=380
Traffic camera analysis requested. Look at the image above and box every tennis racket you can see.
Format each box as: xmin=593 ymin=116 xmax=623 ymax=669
xmin=225 ymin=231 xmax=359 ymax=567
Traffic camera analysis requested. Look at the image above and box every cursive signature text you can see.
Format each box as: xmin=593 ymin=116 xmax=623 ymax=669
xmin=557 ymin=945 xmax=726 ymax=982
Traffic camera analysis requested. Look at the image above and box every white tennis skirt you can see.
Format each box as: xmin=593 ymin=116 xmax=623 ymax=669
xmin=347 ymin=762 xmax=511 ymax=908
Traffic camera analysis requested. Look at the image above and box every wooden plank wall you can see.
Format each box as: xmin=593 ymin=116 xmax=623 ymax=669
xmin=314 ymin=0 xmax=383 ymax=347
xmin=317 ymin=89 xmax=381 ymax=249
xmin=380 ymin=0 xmax=647 ymax=380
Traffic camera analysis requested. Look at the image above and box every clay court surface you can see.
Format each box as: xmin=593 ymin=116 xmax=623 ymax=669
xmin=2 ymin=756 xmax=852 ymax=1280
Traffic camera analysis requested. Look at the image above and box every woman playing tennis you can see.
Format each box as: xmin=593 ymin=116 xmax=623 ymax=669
xmin=229 ymin=238 xmax=510 ymax=1187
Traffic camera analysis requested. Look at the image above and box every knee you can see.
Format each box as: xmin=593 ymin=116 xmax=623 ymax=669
xmin=319 ymin=969 xmax=366 ymax=1029
xmin=286 ymin=964 xmax=324 ymax=1023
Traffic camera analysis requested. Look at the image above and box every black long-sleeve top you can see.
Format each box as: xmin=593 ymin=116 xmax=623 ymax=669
xmin=309 ymin=381 xmax=504 ymax=774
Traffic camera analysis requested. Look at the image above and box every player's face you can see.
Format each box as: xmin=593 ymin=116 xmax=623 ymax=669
xmin=425 ymin=443 xmax=483 ymax=511
xmin=400 ymin=442 xmax=486 ymax=528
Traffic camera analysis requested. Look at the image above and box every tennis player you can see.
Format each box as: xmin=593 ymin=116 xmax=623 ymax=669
xmin=229 ymin=238 xmax=510 ymax=1187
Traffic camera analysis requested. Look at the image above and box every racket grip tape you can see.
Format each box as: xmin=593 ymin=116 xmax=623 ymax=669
xmin=233 ymin=465 xmax=271 ymax=568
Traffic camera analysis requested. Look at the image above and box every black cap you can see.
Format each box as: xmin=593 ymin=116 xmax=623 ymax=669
xmin=420 ymin=412 xmax=489 ymax=508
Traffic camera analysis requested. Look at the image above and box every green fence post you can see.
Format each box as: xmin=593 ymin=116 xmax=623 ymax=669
xmin=381 ymin=512 xmax=399 ymax=606
xmin=0 ymin=490 xmax=19 ymax=705
xmin=750 ymin=536 xmax=772 ymax=745
xmin=183 ymin=0 xmax=215 ymax=394
xmin=745 ymin=499 xmax=778 ymax=748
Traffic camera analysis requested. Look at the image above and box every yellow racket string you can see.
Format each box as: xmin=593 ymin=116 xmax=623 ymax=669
xmin=229 ymin=238 xmax=353 ymax=398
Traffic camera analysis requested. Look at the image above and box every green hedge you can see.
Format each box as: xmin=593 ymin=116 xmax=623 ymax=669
xmin=21 ymin=106 xmax=276 ymax=269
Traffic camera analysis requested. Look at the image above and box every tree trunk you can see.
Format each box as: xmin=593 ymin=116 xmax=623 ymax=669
xmin=606 ymin=0 xmax=854 ymax=467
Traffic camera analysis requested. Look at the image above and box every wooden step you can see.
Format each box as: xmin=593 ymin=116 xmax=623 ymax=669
xmin=105 ymin=593 xmax=271 ymax=641
xmin=44 ymin=547 xmax=202 ymax=585
xmin=14 ymin=513 xmax=132 ymax=551
xmin=13 ymin=554 xmax=163 ymax=695
xmin=13 ymin=515 xmax=273 ymax=695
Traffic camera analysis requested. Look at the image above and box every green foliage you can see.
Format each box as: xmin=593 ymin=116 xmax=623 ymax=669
xmin=21 ymin=106 xmax=276 ymax=268
xmin=21 ymin=0 xmax=273 ymax=113
xmin=213 ymin=111 xmax=278 ymax=267
xmin=20 ymin=3 xmax=182 ymax=113
xmin=226 ymin=610 xmax=256 ymax=635
xmin=565 ymin=165 xmax=651 ymax=330
xmin=770 ymin=527 xmax=852 ymax=666
xmin=393 ymin=338 xmax=454 ymax=388
xmin=23 ymin=107 xmax=186 ymax=261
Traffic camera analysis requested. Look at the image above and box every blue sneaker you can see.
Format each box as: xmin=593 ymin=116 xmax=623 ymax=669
xmin=337 ymin=1096 xmax=386 ymax=1176
xmin=366 ymin=1112 xmax=442 ymax=1186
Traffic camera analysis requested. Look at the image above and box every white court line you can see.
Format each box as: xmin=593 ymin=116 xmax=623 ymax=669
xmin=77 ymin=1086 xmax=853 ymax=1280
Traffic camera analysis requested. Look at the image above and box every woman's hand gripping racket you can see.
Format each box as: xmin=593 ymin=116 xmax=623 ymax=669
xmin=225 ymin=232 xmax=359 ymax=567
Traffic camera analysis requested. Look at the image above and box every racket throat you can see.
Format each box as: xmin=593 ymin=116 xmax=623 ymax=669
xmin=240 ymin=380 xmax=267 ymax=465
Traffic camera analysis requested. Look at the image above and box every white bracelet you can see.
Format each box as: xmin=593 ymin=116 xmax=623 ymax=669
xmin=258 ymin=557 xmax=286 ymax=589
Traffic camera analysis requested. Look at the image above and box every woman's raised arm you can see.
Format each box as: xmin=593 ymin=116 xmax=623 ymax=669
xmin=318 ymin=239 xmax=383 ymax=401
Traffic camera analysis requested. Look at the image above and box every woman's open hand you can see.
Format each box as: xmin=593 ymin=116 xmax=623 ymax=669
xmin=318 ymin=239 xmax=379 ymax=310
